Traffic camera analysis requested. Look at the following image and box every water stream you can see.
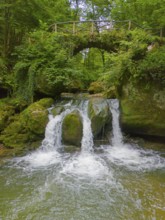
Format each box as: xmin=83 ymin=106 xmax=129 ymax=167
xmin=0 ymin=99 xmax=165 ymax=220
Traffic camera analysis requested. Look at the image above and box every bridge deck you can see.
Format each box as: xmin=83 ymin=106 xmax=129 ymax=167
xmin=49 ymin=20 xmax=163 ymax=38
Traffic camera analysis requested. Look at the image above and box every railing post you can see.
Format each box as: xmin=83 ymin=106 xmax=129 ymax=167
xmin=73 ymin=22 xmax=76 ymax=34
xmin=160 ymin=28 xmax=163 ymax=38
xmin=91 ymin=21 xmax=94 ymax=34
xmin=128 ymin=20 xmax=131 ymax=30
xmin=53 ymin=24 xmax=57 ymax=32
xmin=28 ymin=37 xmax=31 ymax=44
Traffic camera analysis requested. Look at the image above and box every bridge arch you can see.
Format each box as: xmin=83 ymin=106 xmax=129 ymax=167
xmin=65 ymin=31 xmax=126 ymax=56
xmin=72 ymin=36 xmax=118 ymax=55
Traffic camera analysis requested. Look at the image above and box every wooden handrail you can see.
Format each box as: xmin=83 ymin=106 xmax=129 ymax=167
xmin=48 ymin=20 xmax=163 ymax=37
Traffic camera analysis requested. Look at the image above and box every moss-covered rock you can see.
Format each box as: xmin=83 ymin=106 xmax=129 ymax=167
xmin=120 ymin=83 xmax=165 ymax=139
xmin=22 ymin=98 xmax=54 ymax=135
xmin=88 ymin=97 xmax=111 ymax=137
xmin=62 ymin=110 xmax=83 ymax=147
xmin=0 ymin=98 xmax=54 ymax=155
xmin=0 ymin=100 xmax=15 ymax=131
xmin=105 ymin=86 xmax=118 ymax=99
xmin=51 ymin=106 xmax=64 ymax=117
xmin=88 ymin=81 xmax=104 ymax=94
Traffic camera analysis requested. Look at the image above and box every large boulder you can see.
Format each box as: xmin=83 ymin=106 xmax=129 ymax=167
xmin=88 ymin=97 xmax=111 ymax=138
xmin=120 ymin=83 xmax=165 ymax=139
xmin=62 ymin=110 xmax=83 ymax=147
xmin=0 ymin=98 xmax=54 ymax=155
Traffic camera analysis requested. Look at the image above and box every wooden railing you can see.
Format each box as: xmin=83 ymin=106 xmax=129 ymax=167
xmin=49 ymin=20 xmax=163 ymax=38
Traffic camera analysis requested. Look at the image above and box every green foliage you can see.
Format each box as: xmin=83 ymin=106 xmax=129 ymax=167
xmin=138 ymin=46 xmax=165 ymax=83
xmin=98 ymin=30 xmax=165 ymax=95
xmin=111 ymin=0 xmax=165 ymax=30
xmin=14 ymin=30 xmax=103 ymax=102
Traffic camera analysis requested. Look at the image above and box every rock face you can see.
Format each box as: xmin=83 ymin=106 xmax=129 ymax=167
xmin=0 ymin=98 xmax=54 ymax=155
xmin=62 ymin=110 xmax=83 ymax=147
xmin=51 ymin=106 xmax=64 ymax=117
xmin=120 ymin=83 xmax=165 ymax=139
xmin=88 ymin=97 xmax=111 ymax=138
xmin=0 ymin=101 xmax=15 ymax=132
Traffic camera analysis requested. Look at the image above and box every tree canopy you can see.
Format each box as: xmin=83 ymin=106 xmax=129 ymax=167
xmin=0 ymin=0 xmax=164 ymax=102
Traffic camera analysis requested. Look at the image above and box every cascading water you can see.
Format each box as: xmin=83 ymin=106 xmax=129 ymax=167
xmin=41 ymin=109 xmax=71 ymax=151
xmin=80 ymin=101 xmax=94 ymax=153
xmin=107 ymin=99 xmax=165 ymax=171
xmin=41 ymin=100 xmax=94 ymax=153
xmin=108 ymin=99 xmax=123 ymax=146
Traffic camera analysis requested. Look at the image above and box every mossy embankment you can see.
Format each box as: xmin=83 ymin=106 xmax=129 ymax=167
xmin=0 ymin=98 xmax=54 ymax=157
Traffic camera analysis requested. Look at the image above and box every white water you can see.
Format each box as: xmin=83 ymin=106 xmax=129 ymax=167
xmin=106 ymin=99 xmax=165 ymax=171
xmin=108 ymin=99 xmax=123 ymax=146
xmin=80 ymin=101 xmax=94 ymax=153
xmin=12 ymin=99 xmax=165 ymax=173
xmin=41 ymin=109 xmax=71 ymax=151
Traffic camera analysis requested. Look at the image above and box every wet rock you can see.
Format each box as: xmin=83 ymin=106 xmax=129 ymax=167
xmin=120 ymin=83 xmax=165 ymax=139
xmin=62 ymin=110 xmax=83 ymax=147
xmin=88 ymin=97 xmax=111 ymax=138
xmin=51 ymin=106 xmax=64 ymax=117
xmin=64 ymin=145 xmax=81 ymax=153
xmin=0 ymin=100 xmax=15 ymax=132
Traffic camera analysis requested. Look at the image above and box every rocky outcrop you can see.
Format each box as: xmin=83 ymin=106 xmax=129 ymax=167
xmin=62 ymin=110 xmax=83 ymax=147
xmin=0 ymin=98 xmax=54 ymax=155
xmin=0 ymin=101 xmax=15 ymax=132
xmin=120 ymin=83 xmax=165 ymax=139
xmin=88 ymin=97 xmax=111 ymax=138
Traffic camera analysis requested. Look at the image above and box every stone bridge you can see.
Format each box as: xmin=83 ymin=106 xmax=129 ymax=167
xmin=49 ymin=20 xmax=163 ymax=55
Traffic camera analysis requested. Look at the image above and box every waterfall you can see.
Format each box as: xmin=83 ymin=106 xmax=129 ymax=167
xmin=41 ymin=99 xmax=123 ymax=152
xmin=80 ymin=101 xmax=94 ymax=153
xmin=41 ymin=108 xmax=71 ymax=151
xmin=108 ymin=99 xmax=123 ymax=146
xmin=41 ymin=100 xmax=94 ymax=153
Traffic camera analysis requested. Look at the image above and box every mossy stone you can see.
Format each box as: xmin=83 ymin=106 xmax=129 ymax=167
xmin=120 ymin=83 xmax=165 ymax=138
xmin=88 ymin=81 xmax=104 ymax=94
xmin=105 ymin=86 xmax=117 ymax=99
xmin=51 ymin=106 xmax=64 ymax=117
xmin=62 ymin=110 xmax=83 ymax=147
xmin=88 ymin=98 xmax=111 ymax=137
xmin=0 ymin=100 xmax=15 ymax=131
xmin=0 ymin=98 xmax=54 ymax=155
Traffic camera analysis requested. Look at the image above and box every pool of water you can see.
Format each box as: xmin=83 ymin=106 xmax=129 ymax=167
xmin=0 ymin=142 xmax=165 ymax=220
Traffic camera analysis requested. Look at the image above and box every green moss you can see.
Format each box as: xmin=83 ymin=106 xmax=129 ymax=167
xmin=0 ymin=98 xmax=54 ymax=155
xmin=0 ymin=100 xmax=15 ymax=131
xmin=120 ymin=84 xmax=165 ymax=138
xmin=62 ymin=110 xmax=83 ymax=146
xmin=88 ymin=81 xmax=104 ymax=94
xmin=105 ymin=86 xmax=118 ymax=99
xmin=36 ymin=98 xmax=54 ymax=108
xmin=88 ymin=98 xmax=111 ymax=137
